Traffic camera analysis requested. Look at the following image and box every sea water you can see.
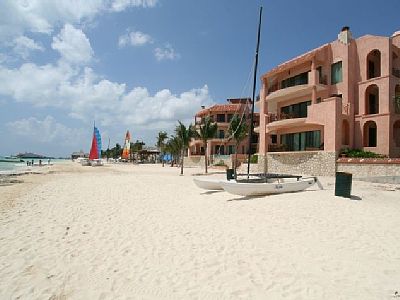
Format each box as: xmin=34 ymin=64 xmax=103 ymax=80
xmin=0 ymin=158 xmax=69 ymax=174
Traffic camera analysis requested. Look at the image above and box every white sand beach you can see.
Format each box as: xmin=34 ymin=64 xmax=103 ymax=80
xmin=0 ymin=162 xmax=399 ymax=299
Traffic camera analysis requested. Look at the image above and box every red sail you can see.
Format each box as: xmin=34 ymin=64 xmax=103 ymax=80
xmin=89 ymin=132 xmax=99 ymax=160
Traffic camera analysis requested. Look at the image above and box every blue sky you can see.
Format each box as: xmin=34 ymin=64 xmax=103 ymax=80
xmin=0 ymin=0 xmax=399 ymax=157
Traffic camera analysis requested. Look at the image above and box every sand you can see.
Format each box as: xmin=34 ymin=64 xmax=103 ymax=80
xmin=0 ymin=162 xmax=399 ymax=299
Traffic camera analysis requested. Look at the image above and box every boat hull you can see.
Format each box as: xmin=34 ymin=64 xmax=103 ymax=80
xmin=193 ymin=177 xmax=226 ymax=191
xmin=220 ymin=178 xmax=316 ymax=196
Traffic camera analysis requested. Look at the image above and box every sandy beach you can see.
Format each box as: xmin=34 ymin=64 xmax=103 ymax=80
xmin=0 ymin=162 xmax=399 ymax=299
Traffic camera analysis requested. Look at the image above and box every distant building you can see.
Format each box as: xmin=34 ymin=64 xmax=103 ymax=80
xmin=257 ymin=27 xmax=400 ymax=159
xmin=71 ymin=150 xmax=88 ymax=160
xmin=17 ymin=152 xmax=47 ymax=159
xmin=189 ymin=98 xmax=259 ymax=157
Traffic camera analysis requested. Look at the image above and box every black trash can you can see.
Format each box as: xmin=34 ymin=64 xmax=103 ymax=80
xmin=335 ymin=172 xmax=352 ymax=198
xmin=226 ymin=168 xmax=234 ymax=181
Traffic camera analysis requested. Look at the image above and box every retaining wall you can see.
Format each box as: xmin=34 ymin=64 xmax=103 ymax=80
xmin=337 ymin=158 xmax=400 ymax=178
xmin=265 ymin=151 xmax=337 ymax=176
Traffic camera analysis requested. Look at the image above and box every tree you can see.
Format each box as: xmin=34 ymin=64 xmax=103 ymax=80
xmin=131 ymin=140 xmax=145 ymax=161
xmin=175 ymin=121 xmax=196 ymax=175
xmin=197 ymin=116 xmax=217 ymax=173
xmin=165 ymin=135 xmax=181 ymax=167
xmin=228 ymin=114 xmax=248 ymax=178
xmin=156 ymin=131 xmax=168 ymax=167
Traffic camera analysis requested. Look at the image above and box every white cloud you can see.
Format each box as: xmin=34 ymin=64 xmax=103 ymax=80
xmin=118 ymin=30 xmax=153 ymax=47
xmin=111 ymin=0 xmax=158 ymax=12
xmin=154 ymin=44 xmax=180 ymax=61
xmin=51 ymin=24 xmax=93 ymax=64
xmin=6 ymin=116 xmax=86 ymax=146
xmin=0 ymin=60 xmax=213 ymax=132
xmin=13 ymin=36 xmax=44 ymax=59
xmin=0 ymin=0 xmax=158 ymax=43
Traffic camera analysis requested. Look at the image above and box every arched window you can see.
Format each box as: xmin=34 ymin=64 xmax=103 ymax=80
xmin=363 ymin=121 xmax=377 ymax=147
xmin=366 ymin=49 xmax=381 ymax=79
xmin=342 ymin=119 xmax=350 ymax=145
xmin=395 ymin=85 xmax=400 ymax=114
xmin=365 ymin=84 xmax=379 ymax=114
xmin=394 ymin=120 xmax=400 ymax=147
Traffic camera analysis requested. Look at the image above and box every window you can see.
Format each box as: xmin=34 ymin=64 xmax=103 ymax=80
xmin=227 ymin=114 xmax=233 ymax=122
xmin=271 ymin=134 xmax=277 ymax=144
xmin=281 ymin=71 xmax=309 ymax=89
xmin=363 ymin=121 xmax=377 ymax=147
xmin=317 ymin=66 xmax=325 ymax=84
xmin=228 ymin=145 xmax=235 ymax=154
xmin=281 ymin=130 xmax=321 ymax=151
xmin=331 ymin=61 xmax=343 ymax=84
xmin=281 ymin=100 xmax=311 ymax=118
xmin=215 ymin=145 xmax=224 ymax=155
xmin=216 ymin=114 xmax=225 ymax=122
xmin=218 ymin=130 xmax=225 ymax=138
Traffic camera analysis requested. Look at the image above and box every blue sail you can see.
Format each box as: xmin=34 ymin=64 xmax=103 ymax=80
xmin=94 ymin=127 xmax=102 ymax=159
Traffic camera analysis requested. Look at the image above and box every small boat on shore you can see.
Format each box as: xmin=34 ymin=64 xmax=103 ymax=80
xmin=193 ymin=177 xmax=226 ymax=190
xmin=220 ymin=176 xmax=318 ymax=196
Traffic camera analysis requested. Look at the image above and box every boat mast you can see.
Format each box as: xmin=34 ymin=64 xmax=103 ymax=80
xmin=246 ymin=6 xmax=263 ymax=178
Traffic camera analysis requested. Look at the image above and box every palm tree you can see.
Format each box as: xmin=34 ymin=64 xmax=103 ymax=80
xmin=156 ymin=131 xmax=168 ymax=167
xmin=165 ymin=135 xmax=181 ymax=167
xmin=228 ymin=114 xmax=248 ymax=178
xmin=175 ymin=121 xmax=196 ymax=175
xmin=197 ymin=116 xmax=217 ymax=173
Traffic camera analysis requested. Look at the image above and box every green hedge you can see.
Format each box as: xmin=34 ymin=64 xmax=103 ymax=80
xmin=340 ymin=148 xmax=385 ymax=158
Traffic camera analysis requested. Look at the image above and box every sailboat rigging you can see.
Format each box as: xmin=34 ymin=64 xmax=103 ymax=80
xmin=246 ymin=6 xmax=262 ymax=178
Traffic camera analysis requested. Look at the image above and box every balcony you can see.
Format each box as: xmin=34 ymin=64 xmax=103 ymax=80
xmin=266 ymin=84 xmax=326 ymax=104
xmin=266 ymin=117 xmax=307 ymax=132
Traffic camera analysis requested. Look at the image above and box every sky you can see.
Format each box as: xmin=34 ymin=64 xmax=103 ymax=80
xmin=0 ymin=0 xmax=400 ymax=157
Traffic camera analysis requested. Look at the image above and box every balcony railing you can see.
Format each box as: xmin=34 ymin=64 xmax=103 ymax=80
xmin=267 ymin=112 xmax=305 ymax=123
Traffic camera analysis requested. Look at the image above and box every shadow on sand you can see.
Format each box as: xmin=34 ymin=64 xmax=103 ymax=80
xmin=227 ymin=195 xmax=267 ymax=201
xmin=201 ymin=190 xmax=223 ymax=195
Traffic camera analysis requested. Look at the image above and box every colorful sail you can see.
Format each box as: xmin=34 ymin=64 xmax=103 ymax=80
xmin=121 ymin=130 xmax=131 ymax=159
xmin=89 ymin=126 xmax=102 ymax=160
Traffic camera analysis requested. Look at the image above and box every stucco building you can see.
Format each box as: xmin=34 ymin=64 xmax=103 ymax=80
xmin=189 ymin=98 xmax=259 ymax=157
xmin=257 ymin=27 xmax=400 ymax=166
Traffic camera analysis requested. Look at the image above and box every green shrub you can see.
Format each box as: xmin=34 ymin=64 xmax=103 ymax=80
xmin=250 ymin=154 xmax=258 ymax=164
xmin=340 ymin=148 xmax=385 ymax=158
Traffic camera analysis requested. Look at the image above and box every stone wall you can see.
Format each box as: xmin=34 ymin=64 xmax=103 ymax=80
xmin=337 ymin=158 xmax=400 ymax=179
xmin=266 ymin=151 xmax=337 ymax=176
xmin=184 ymin=156 xmax=204 ymax=167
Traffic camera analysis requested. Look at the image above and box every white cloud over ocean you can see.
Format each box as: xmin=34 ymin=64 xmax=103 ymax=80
xmin=0 ymin=0 xmax=209 ymax=155
xmin=6 ymin=116 xmax=86 ymax=146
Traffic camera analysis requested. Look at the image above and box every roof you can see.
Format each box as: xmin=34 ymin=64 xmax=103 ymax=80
xmin=262 ymin=43 xmax=329 ymax=79
xmin=196 ymin=104 xmax=249 ymax=117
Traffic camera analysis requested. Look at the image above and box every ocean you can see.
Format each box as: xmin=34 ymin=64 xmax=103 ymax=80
xmin=0 ymin=158 xmax=69 ymax=174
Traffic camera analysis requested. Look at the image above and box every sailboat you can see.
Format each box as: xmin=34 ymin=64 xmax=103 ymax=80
xmin=194 ymin=7 xmax=320 ymax=196
xmin=121 ymin=130 xmax=131 ymax=161
xmin=87 ymin=124 xmax=103 ymax=166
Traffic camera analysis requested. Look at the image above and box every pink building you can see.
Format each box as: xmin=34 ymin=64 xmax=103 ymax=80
xmin=257 ymin=27 xmax=400 ymax=162
xmin=189 ymin=98 xmax=259 ymax=157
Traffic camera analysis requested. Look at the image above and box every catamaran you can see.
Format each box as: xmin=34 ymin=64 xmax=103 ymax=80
xmin=193 ymin=7 xmax=321 ymax=196
xmin=87 ymin=125 xmax=103 ymax=166
xmin=121 ymin=130 xmax=131 ymax=161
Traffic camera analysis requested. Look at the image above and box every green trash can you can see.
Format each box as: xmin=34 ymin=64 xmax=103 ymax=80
xmin=335 ymin=172 xmax=352 ymax=198
xmin=226 ymin=168 xmax=234 ymax=181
